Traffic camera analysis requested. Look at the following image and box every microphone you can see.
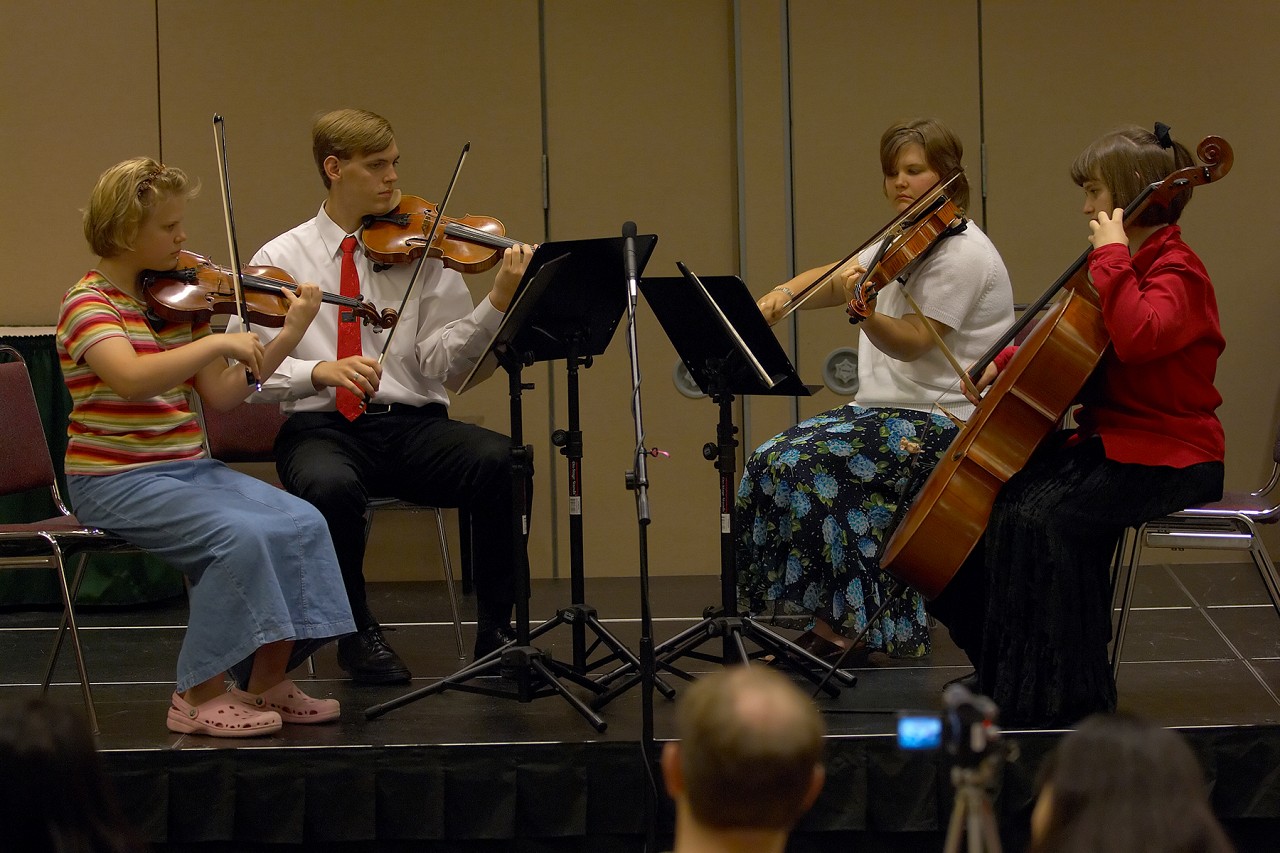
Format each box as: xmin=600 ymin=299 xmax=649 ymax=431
xmin=622 ymin=221 xmax=638 ymax=286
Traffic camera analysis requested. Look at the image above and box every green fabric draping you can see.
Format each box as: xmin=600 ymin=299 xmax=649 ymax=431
xmin=0 ymin=333 xmax=183 ymax=607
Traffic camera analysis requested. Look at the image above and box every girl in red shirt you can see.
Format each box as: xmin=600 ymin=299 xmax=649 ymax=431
xmin=930 ymin=124 xmax=1226 ymax=727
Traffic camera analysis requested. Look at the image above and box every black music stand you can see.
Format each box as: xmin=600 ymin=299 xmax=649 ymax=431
xmin=365 ymin=249 xmax=613 ymax=731
xmin=502 ymin=236 xmax=674 ymax=696
xmin=592 ymin=263 xmax=857 ymax=709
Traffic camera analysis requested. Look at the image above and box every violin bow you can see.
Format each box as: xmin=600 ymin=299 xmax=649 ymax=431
xmin=212 ymin=114 xmax=259 ymax=390
xmin=357 ymin=141 xmax=470 ymax=413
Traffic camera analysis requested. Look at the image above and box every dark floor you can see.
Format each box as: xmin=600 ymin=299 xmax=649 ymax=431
xmin=3 ymin=558 xmax=1280 ymax=850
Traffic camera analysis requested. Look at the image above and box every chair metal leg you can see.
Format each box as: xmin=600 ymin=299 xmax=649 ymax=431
xmin=364 ymin=500 xmax=467 ymax=659
xmin=41 ymin=546 xmax=98 ymax=734
xmin=1240 ymin=517 xmax=1280 ymax=618
xmin=1110 ymin=524 xmax=1146 ymax=680
xmin=1110 ymin=527 xmax=1132 ymax=612
xmin=433 ymin=508 xmax=466 ymax=659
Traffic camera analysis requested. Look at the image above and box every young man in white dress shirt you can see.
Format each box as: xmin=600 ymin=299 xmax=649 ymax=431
xmin=245 ymin=108 xmax=535 ymax=682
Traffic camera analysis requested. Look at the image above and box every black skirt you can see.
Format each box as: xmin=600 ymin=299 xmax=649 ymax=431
xmin=974 ymin=434 xmax=1223 ymax=728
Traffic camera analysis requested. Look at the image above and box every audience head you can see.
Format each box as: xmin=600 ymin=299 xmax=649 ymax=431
xmin=662 ymin=665 xmax=825 ymax=834
xmin=1030 ymin=712 xmax=1234 ymax=853
xmin=0 ymin=697 xmax=144 ymax=853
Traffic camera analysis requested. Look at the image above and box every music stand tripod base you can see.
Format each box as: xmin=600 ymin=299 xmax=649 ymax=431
xmin=592 ymin=268 xmax=859 ymax=709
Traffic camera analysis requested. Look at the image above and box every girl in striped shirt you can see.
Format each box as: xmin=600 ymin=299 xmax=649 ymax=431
xmin=57 ymin=157 xmax=356 ymax=737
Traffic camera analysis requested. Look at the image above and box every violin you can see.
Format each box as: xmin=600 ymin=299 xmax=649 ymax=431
xmin=846 ymin=190 xmax=967 ymax=321
xmin=772 ymin=170 xmax=967 ymax=324
xmin=140 ymin=250 xmax=398 ymax=330
xmin=361 ymin=193 xmax=524 ymax=274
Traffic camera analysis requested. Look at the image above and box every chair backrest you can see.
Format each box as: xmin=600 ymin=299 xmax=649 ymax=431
xmin=202 ymin=402 xmax=289 ymax=463
xmin=0 ymin=346 xmax=59 ymax=497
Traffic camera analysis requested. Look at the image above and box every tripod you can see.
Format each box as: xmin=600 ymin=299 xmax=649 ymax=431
xmin=943 ymin=753 xmax=1004 ymax=853
xmin=593 ymin=266 xmax=857 ymax=709
xmin=365 ymin=252 xmax=610 ymax=732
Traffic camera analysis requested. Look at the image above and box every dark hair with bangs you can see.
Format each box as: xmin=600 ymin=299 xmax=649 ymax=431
xmin=880 ymin=118 xmax=969 ymax=211
xmin=1070 ymin=125 xmax=1195 ymax=227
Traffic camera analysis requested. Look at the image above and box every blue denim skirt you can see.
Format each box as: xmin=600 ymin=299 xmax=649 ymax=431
xmin=69 ymin=459 xmax=355 ymax=692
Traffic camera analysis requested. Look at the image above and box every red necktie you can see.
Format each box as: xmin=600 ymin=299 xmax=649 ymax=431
xmin=335 ymin=235 xmax=363 ymax=421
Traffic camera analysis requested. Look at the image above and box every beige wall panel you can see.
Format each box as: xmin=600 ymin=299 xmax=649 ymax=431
xmin=779 ymin=0 xmax=983 ymax=433
xmin=982 ymin=2 xmax=1280 ymax=552
xmin=1 ymin=0 xmax=159 ymax=324
xmin=543 ymin=1 xmax=738 ymax=578
xmin=737 ymin=0 xmax=803 ymax=456
xmin=154 ymin=0 xmax=551 ymax=577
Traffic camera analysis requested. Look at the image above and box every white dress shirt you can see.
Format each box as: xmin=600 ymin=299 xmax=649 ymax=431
xmin=241 ymin=204 xmax=504 ymax=412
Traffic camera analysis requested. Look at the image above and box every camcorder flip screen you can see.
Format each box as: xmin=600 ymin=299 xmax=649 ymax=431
xmin=897 ymin=714 xmax=943 ymax=750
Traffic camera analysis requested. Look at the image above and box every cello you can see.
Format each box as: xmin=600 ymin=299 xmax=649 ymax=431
xmin=880 ymin=135 xmax=1233 ymax=599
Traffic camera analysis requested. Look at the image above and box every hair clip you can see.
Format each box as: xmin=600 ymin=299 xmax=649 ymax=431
xmin=1153 ymin=122 xmax=1174 ymax=149
xmin=136 ymin=167 xmax=165 ymax=198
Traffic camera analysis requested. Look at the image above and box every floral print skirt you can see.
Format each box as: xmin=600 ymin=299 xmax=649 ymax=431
xmin=735 ymin=404 xmax=957 ymax=657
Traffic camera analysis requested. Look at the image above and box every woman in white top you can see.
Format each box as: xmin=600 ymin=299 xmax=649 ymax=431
xmin=738 ymin=118 xmax=1014 ymax=660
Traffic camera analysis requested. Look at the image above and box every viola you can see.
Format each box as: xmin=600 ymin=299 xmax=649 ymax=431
xmin=880 ymin=136 xmax=1234 ymax=599
xmin=361 ymin=193 xmax=524 ymax=274
xmin=773 ymin=170 xmax=967 ymax=323
xmin=140 ymin=250 xmax=398 ymax=330
xmin=846 ymin=191 xmax=966 ymax=321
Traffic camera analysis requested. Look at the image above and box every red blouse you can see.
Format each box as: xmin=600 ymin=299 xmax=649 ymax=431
xmin=996 ymin=225 xmax=1225 ymax=468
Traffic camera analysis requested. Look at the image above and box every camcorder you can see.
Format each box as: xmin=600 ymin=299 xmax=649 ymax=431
xmin=897 ymin=682 xmax=1002 ymax=767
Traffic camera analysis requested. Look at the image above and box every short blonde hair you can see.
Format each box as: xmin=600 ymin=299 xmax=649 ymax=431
xmin=82 ymin=158 xmax=196 ymax=258
xmin=312 ymin=108 xmax=395 ymax=188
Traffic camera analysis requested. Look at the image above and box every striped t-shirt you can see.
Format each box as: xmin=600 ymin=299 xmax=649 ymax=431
xmin=57 ymin=272 xmax=207 ymax=475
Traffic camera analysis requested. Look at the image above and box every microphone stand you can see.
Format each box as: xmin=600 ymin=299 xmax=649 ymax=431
xmin=621 ymin=221 xmax=659 ymax=853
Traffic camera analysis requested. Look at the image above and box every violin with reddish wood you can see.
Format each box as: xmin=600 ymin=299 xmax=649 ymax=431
xmin=846 ymin=189 xmax=967 ymax=321
xmin=140 ymin=250 xmax=398 ymax=329
xmin=361 ymin=193 xmax=526 ymax=273
xmin=773 ymin=170 xmax=968 ymax=324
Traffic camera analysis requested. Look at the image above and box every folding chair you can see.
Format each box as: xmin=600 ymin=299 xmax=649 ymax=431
xmin=0 ymin=345 xmax=142 ymax=733
xmin=200 ymin=401 xmax=467 ymax=659
xmin=1111 ymin=419 xmax=1280 ymax=677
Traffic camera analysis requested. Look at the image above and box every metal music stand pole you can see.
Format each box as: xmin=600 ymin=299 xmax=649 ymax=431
xmin=491 ymin=235 xmax=674 ymax=693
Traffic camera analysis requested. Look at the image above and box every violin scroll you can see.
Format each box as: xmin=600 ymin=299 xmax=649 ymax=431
xmin=1195 ymin=135 xmax=1233 ymax=182
xmin=1145 ymin=135 xmax=1233 ymax=212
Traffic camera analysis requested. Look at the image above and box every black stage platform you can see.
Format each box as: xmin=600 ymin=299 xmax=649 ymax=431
xmin=4 ymin=565 xmax=1280 ymax=852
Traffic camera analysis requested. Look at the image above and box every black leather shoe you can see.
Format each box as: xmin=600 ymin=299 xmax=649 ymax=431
xmin=474 ymin=624 xmax=518 ymax=660
xmin=337 ymin=626 xmax=411 ymax=684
